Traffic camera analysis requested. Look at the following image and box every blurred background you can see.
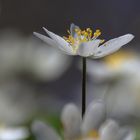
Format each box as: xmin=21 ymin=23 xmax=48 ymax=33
xmin=0 ymin=0 xmax=139 ymax=139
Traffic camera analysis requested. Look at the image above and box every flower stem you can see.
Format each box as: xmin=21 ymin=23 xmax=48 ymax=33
xmin=82 ymin=57 xmax=87 ymax=117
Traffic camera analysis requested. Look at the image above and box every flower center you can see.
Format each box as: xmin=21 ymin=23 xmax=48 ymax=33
xmin=75 ymin=130 xmax=99 ymax=140
xmin=87 ymin=130 xmax=99 ymax=139
xmin=104 ymin=50 xmax=135 ymax=70
xmin=63 ymin=28 xmax=104 ymax=47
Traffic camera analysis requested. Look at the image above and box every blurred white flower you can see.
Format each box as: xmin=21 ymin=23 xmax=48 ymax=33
xmin=24 ymin=37 xmax=72 ymax=81
xmin=32 ymin=100 xmax=135 ymax=140
xmin=0 ymin=31 xmax=26 ymax=80
xmin=0 ymin=126 xmax=29 ymax=140
xmin=87 ymin=50 xmax=140 ymax=120
xmin=87 ymin=50 xmax=139 ymax=82
xmin=0 ymin=30 xmax=72 ymax=81
xmin=0 ymin=30 xmax=72 ymax=126
xmin=34 ymin=23 xmax=134 ymax=58
xmin=0 ymin=81 xmax=36 ymax=125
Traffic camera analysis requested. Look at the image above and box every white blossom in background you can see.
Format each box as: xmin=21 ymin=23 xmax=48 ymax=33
xmin=24 ymin=37 xmax=72 ymax=81
xmin=0 ymin=30 xmax=72 ymax=127
xmin=32 ymin=100 xmax=135 ymax=140
xmin=87 ymin=50 xmax=139 ymax=82
xmin=0 ymin=126 xmax=29 ymax=140
xmin=87 ymin=50 xmax=140 ymax=120
xmin=0 ymin=31 xmax=26 ymax=80
xmin=34 ymin=23 xmax=134 ymax=58
xmin=0 ymin=30 xmax=71 ymax=81
xmin=0 ymin=81 xmax=37 ymax=125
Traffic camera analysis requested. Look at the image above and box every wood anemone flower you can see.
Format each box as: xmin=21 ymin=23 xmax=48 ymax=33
xmin=34 ymin=23 xmax=134 ymax=58
xmin=32 ymin=100 xmax=135 ymax=140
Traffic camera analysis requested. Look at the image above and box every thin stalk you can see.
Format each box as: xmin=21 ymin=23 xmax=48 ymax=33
xmin=82 ymin=57 xmax=87 ymax=117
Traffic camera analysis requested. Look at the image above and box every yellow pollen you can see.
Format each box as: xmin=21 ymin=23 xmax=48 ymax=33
xmin=94 ymin=29 xmax=101 ymax=38
xmin=86 ymin=28 xmax=93 ymax=38
xmin=100 ymin=39 xmax=105 ymax=44
xmin=63 ymin=27 xmax=104 ymax=52
xmin=67 ymin=30 xmax=70 ymax=34
xmin=87 ymin=130 xmax=99 ymax=138
xmin=75 ymin=130 xmax=99 ymax=140
xmin=75 ymin=28 xmax=81 ymax=36
xmin=104 ymin=50 xmax=135 ymax=69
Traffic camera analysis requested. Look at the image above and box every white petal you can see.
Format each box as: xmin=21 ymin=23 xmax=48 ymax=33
xmin=43 ymin=27 xmax=74 ymax=55
xmin=0 ymin=127 xmax=29 ymax=140
xmin=123 ymin=131 xmax=135 ymax=140
xmin=77 ymin=39 xmax=101 ymax=57
xmin=93 ymin=34 xmax=134 ymax=58
xmin=118 ymin=127 xmax=135 ymax=140
xmin=61 ymin=103 xmax=82 ymax=139
xmin=87 ymin=60 xmax=114 ymax=82
xmin=33 ymin=32 xmax=57 ymax=47
xmin=99 ymin=119 xmax=119 ymax=140
xmin=70 ymin=23 xmax=80 ymax=38
xmin=81 ymin=100 xmax=106 ymax=135
xmin=32 ymin=120 xmax=61 ymax=140
xmin=34 ymin=32 xmax=71 ymax=55
xmin=34 ymin=32 xmax=73 ymax=55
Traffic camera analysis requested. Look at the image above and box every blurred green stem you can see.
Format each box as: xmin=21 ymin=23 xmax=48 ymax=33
xmin=82 ymin=57 xmax=87 ymax=117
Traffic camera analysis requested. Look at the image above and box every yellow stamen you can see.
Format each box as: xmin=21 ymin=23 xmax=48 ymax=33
xmin=67 ymin=30 xmax=70 ymax=34
xmin=104 ymin=50 xmax=135 ymax=69
xmin=86 ymin=28 xmax=93 ymax=38
xmin=75 ymin=28 xmax=81 ymax=36
xmin=63 ymin=27 xmax=104 ymax=52
xmin=75 ymin=130 xmax=99 ymax=140
xmin=87 ymin=130 xmax=99 ymax=138
xmin=100 ymin=39 xmax=105 ymax=44
xmin=94 ymin=29 xmax=101 ymax=38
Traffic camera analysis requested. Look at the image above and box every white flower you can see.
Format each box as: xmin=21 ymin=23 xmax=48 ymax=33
xmin=34 ymin=23 xmax=134 ymax=58
xmin=32 ymin=100 xmax=135 ymax=140
xmin=24 ymin=37 xmax=72 ymax=81
xmin=0 ymin=31 xmax=71 ymax=81
xmin=0 ymin=126 xmax=29 ymax=140
xmin=87 ymin=50 xmax=140 ymax=82
xmin=86 ymin=51 xmax=140 ymax=119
